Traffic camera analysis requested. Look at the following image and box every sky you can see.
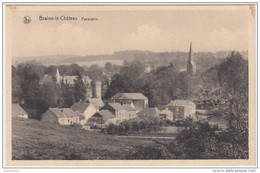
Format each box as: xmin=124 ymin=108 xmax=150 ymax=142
xmin=9 ymin=6 xmax=250 ymax=58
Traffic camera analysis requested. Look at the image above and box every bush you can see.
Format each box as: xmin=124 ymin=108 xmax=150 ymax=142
xmin=126 ymin=143 xmax=173 ymax=160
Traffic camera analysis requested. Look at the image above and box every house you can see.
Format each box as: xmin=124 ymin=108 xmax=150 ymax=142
xmin=164 ymin=100 xmax=196 ymax=121
xmin=159 ymin=108 xmax=174 ymax=120
xmin=123 ymin=104 xmax=137 ymax=119
xmin=88 ymin=98 xmax=104 ymax=111
xmin=101 ymin=102 xmax=127 ymax=120
xmin=137 ymin=107 xmax=160 ymax=119
xmin=110 ymin=93 xmax=148 ymax=111
xmin=41 ymin=108 xmax=80 ymax=125
xmin=12 ymin=104 xmax=28 ymax=118
xmin=84 ymin=110 xmax=115 ymax=130
xmin=71 ymin=101 xmax=97 ymax=124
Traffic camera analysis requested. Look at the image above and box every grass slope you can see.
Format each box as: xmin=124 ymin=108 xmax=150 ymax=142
xmin=12 ymin=117 xmax=155 ymax=160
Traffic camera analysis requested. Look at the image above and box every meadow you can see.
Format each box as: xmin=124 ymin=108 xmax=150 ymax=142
xmin=12 ymin=117 xmax=156 ymax=160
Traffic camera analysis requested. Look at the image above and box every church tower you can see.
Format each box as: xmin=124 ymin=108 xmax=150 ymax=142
xmin=56 ymin=68 xmax=61 ymax=84
xmin=187 ymin=42 xmax=196 ymax=76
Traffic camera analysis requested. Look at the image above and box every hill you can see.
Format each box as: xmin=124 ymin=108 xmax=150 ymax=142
xmin=13 ymin=50 xmax=248 ymax=72
xmin=12 ymin=117 xmax=155 ymax=160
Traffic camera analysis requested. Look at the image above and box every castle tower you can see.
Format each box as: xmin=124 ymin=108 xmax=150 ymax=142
xmin=91 ymin=80 xmax=102 ymax=99
xmin=56 ymin=68 xmax=61 ymax=84
xmin=187 ymin=42 xmax=196 ymax=76
xmin=95 ymin=81 xmax=102 ymax=99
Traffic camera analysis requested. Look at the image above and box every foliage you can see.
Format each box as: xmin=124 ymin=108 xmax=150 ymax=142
xmin=126 ymin=143 xmax=173 ymax=160
xmin=105 ymin=61 xmax=189 ymax=106
xmin=105 ymin=117 xmax=175 ymax=135
xmin=175 ymin=119 xmax=248 ymax=159
xmin=73 ymin=75 xmax=87 ymax=102
xmin=60 ymin=80 xmax=75 ymax=108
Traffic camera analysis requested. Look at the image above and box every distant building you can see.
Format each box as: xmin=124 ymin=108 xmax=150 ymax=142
xmin=12 ymin=104 xmax=28 ymax=119
xmin=164 ymin=100 xmax=196 ymax=121
xmin=145 ymin=64 xmax=151 ymax=73
xmin=84 ymin=110 xmax=115 ymax=130
xmin=71 ymin=101 xmax=97 ymax=124
xmin=187 ymin=42 xmax=196 ymax=76
xmin=110 ymin=93 xmax=148 ymax=111
xmin=41 ymin=108 xmax=80 ymax=125
xmin=137 ymin=107 xmax=160 ymax=119
xmin=101 ymin=102 xmax=127 ymax=120
xmin=39 ymin=68 xmax=91 ymax=86
xmin=159 ymin=108 xmax=174 ymax=121
xmin=122 ymin=104 xmax=137 ymax=119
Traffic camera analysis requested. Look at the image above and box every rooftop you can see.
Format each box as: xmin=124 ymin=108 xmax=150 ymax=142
xmin=166 ymin=100 xmax=195 ymax=107
xmin=111 ymin=93 xmax=148 ymax=100
xmin=12 ymin=104 xmax=27 ymax=116
xmin=71 ymin=101 xmax=92 ymax=113
xmin=107 ymin=102 xmax=126 ymax=111
xmin=49 ymin=108 xmax=79 ymax=118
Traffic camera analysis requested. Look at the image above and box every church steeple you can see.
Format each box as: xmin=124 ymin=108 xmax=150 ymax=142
xmin=187 ymin=42 xmax=196 ymax=76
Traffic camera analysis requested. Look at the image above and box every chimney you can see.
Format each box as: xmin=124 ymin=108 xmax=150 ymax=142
xmin=95 ymin=81 xmax=102 ymax=99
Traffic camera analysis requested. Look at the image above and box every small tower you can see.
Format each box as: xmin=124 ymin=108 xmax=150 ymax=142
xmin=56 ymin=68 xmax=61 ymax=84
xmin=187 ymin=42 xmax=196 ymax=76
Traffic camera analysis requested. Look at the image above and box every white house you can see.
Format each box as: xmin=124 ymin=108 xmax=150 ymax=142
xmin=164 ymin=100 xmax=196 ymax=121
xmin=41 ymin=108 xmax=80 ymax=125
xmin=71 ymin=101 xmax=97 ymax=124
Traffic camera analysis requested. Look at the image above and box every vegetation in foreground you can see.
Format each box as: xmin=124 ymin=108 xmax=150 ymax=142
xmin=12 ymin=116 xmax=248 ymax=160
xmin=12 ymin=117 xmax=155 ymax=160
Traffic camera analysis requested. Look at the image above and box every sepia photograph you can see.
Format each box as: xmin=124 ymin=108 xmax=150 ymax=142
xmin=3 ymin=3 xmax=257 ymax=167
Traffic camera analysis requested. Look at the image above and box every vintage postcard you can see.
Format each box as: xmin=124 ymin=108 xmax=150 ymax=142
xmin=3 ymin=3 xmax=257 ymax=167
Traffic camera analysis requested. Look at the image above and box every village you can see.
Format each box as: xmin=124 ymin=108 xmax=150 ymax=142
xmin=12 ymin=43 xmax=207 ymax=135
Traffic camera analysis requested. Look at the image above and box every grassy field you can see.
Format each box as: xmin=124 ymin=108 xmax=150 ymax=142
xmin=12 ymin=117 xmax=157 ymax=160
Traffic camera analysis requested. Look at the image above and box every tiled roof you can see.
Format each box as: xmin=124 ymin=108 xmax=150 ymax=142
xmin=108 ymin=102 xmax=126 ymax=111
xmin=89 ymin=98 xmax=104 ymax=110
xmin=49 ymin=108 xmax=78 ymax=118
xmin=12 ymin=104 xmax=27 ymax=116
xmin=122 ymin=104 xmax=135 ymax=111
xmin=71 ymin=101 xmax=91 ymax=113
xmin=111 ymin=93 xmax=148 ymax=100
xmin=98 ymin=110 xmax=115 ymax=121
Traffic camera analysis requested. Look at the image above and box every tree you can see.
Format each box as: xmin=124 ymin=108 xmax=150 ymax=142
xmin=12 ymin=66 xmax=21 ymax=103
xmin=104 ymin=62 xmax=113 ymax=72
xmin=86 ymin=64 xmax=103 ymax=81
xmin=73 ymin=75 xmax=86 ymax=102
xmin=60 ymin=80 xmax=75 ymax=107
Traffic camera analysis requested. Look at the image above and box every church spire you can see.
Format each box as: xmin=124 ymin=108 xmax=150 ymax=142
xmin=187 ymin=42 xmax=196 ymax=76
xmin=188 ymin=42 xmax=193 ymax=62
